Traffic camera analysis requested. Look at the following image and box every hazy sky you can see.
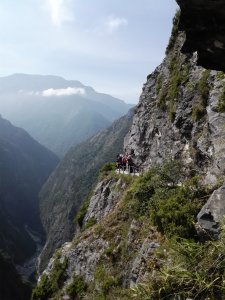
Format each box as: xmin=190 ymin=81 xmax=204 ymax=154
xmin=0 ymin=0 xmax=178 ymax=103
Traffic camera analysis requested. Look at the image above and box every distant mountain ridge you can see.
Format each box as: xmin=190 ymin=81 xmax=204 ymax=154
xmin=0 ymin=115 xmax=58 ymax=264
xmin=0 ymin=74 xmax=133 ymax=157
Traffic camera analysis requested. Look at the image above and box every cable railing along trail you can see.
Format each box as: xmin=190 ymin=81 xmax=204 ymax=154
xmin=115 ymin=165 xmax=143 ymax=176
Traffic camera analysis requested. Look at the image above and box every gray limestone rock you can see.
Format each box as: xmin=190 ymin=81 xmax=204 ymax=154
xmin=64 ymin=238 xmax=108 ymax=283
xmin=83 ymin=177 xmax=126 ymax=224
xmin=197 ymin=184 xmax=225 ymax=239
xmin=124 ymin=33 xmax=225 ymax=188
xmin=44 ymin=237 xmax=108 ymax=284
xmin=130 ymin=235 xmax=159 ymax=286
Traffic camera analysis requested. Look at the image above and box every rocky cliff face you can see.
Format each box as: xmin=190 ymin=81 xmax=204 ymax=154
xmin=38 ymin=111 xmax=133 ymax=272
xmin=125 ymin=32 xmax=225 ymax=187
xmin=34 ymin=174 xmax=161 ymax=299
xmin=124 ymin=26 xmax=225 ymax=236
xmin=34 ymin=15 xmax=225 ymax=300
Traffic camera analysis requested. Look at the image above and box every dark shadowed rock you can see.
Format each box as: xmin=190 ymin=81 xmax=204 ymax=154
xmin=177 ymin=0 xmax=225 ymax=71
xmin=0 ymin=115 xmax=58 ymax=264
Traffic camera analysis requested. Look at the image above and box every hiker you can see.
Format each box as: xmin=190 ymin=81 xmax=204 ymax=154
xmin=116 ymin=154 xmax=123 ymax=169
xmin=127 ymin=155 xmax=134 ymax=173
xmin=122 ymin=154 xmax=128 ymax=170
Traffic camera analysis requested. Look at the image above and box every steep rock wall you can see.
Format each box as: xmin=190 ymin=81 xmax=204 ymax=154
xmin=124 ymin=32 xmax=225 ymax=186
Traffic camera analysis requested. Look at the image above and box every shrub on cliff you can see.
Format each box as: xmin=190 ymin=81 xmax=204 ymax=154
xmin=130 ymin=160 xmax=207 ymax=239
xmin=166 ymin=10 xmax=180 ymax=54
xmin=132 ymin=227 xmax=225 ymax=299
xmin=66 ymin=274 xmax=87 ymax=299
xmin=100 ymin=162 xmax=116 ymax=174
xmin=149 ymin=178 xmax=205 ymax=238
xmin=31 ymin=253 xmax=68 ymax=300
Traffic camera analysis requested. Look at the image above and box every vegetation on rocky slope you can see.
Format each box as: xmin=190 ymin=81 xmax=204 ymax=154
xmin=32 ymin=252 xmax=68 ymax=300
xmin=192 ymin=69 xmax=210 ymax=121
xmin=166 ymin=10 xmax=180 ymax=54
xmin=34 ymin=9 xmax=225 ymax=300
xmin=132 ymin=227 xmax=225 ymax=300
xmin=33 ymin=160 xmax=224 ymax=299
xmin=215 ymin=72 xmax=225 ymax=112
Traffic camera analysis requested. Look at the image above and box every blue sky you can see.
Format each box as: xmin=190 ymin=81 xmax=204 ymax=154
xmin=0 ymin=0 xmax=178 ymax=103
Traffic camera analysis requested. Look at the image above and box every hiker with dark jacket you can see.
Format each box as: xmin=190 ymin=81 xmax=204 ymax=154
xmin=116 ymin=154 xmax=123 ymax=169
xmin=127 ymin=155 xmax=134 ymax=173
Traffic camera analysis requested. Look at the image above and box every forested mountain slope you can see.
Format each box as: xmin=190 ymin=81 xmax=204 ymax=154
xmin=0 ymin=115 xmax=58 ymax=263
xmin=0 ymin=115 xmax=58 ymax=299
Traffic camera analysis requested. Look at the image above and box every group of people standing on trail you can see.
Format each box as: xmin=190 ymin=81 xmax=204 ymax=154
xmin=116 ymin=153 xmax=134 ymax=173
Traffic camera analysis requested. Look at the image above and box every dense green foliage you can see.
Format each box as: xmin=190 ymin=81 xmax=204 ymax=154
xmin=66 ymin=274 xmax=87 ymax=299
xmin=84 ymin=217 xmax=97 ymax=230
xmin=149 ymin=178 xmax=204 ymax=238
xmin=192 ymin=69 xmax=210 ymax=121
xmin=94 ymin=265 xmax=120 ymax=295
xmin=126 ymin=162 xmax=225 ymax=300
xmin=32 ymin=253 xmax=68 ymax=300
xmin=100 ymin=162 xmax=117 ymax=174
xmin=197 ymin=69 xmax=211 ymax=104
xmin=129 ymin=160 xmax=208 ymax=239
xmin=74 ymin=196 xmax=91 ymax=227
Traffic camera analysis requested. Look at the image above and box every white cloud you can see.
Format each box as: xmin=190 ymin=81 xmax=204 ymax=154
xmin=18 ymin=87 xmax=86 ymax=97
xmin=105 ymin=16 xmax=128 ymax=33
xmin=41 ymin=87 xmax=86 ymax=96
xmin=45 ymin=0 xmax=73 ymax=27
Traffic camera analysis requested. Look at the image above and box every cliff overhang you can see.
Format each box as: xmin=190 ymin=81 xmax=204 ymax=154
xmin=177 ymin=0 xmax=225 ymax=71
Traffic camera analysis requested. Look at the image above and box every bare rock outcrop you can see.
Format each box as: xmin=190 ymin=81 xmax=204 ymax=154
xmin=197 ymin=185 xmax=225 ymax=239
xmin=83 ymin=177 xmax=127 ymax=225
